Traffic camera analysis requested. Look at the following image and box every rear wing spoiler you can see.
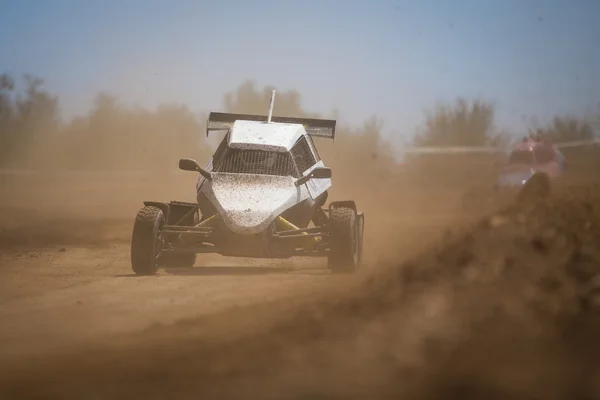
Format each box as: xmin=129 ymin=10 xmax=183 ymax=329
xmin=206 ymin=112 xmax=337 ymax=140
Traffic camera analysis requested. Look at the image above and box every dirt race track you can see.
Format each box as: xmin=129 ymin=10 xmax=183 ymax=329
xmin=1 ymin=171 xmax=600 ymax=399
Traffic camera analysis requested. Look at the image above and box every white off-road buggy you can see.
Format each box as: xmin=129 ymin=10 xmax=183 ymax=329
xmin=130 ymin=92 xmax=364 ymax=275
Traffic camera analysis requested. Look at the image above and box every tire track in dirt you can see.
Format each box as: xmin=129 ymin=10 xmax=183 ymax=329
xmin=0 ymin=212 xmax=453 ymax=360
xmin=0 ymin=171 xmax=501 ymax=399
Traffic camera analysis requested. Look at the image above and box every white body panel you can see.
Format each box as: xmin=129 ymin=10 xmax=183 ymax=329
xmin=228 ymin=120 xmax=305 ymax=151
xmin=196 ymin=118 xmax=332 ymax=234
xmin=200 ymin=173 xmax=311 ymax=235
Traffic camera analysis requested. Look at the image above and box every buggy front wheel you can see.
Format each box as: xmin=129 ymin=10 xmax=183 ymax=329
xmin=131 ymin=206 xmax=165 ymax=275
xmin=327 ymin=207 xmax=362 ymax=273
xmin=517 ymin=172 xmax=551 ymax=204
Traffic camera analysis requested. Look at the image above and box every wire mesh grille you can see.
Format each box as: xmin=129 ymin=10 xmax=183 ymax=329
xmin=215 ymin=149 xmax=297 ymax=177
xmin=291 ymin=136 xmax=317 ymax=174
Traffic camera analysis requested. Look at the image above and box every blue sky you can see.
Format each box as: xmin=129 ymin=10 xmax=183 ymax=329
xmin=1 ymin=0 xmax=599 ymax=147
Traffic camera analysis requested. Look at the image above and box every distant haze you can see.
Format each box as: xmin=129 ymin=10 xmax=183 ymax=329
xmin=1 ymin=0 xmax=599 ymax=146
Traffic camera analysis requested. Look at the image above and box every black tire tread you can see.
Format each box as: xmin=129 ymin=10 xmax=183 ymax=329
xmin=131 ymin=206 xmax=163 ymax=275
xmin=518 ymin=172 xmax=551 ymax=203
xmin=328 ymin=207 xmax=358 ymax=273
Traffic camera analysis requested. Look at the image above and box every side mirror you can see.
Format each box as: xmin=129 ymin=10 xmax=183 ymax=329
xmin=179 ymin=158 xmax=212 ymax=180
xmin=310 ymin=167 xmax=332 ymax=179
xmin=179 ymin=158 xmax=200 ymax=172
xmin=295 ymin=167 xmax=332 ymax=186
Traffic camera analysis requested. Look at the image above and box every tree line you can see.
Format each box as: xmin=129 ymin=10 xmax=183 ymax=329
xmin=409 ymin=96 xmax=599 ymax=183
xmin=0 ymin=72 xmax=598 ymax=174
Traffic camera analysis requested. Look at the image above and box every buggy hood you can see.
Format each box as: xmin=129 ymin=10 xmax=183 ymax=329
xmin=200 ymin=173 xmax=309 ymax=235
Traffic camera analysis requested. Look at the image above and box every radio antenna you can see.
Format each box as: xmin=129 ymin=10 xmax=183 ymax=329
xmin=267 ymin=89 xmax=276 ymax=123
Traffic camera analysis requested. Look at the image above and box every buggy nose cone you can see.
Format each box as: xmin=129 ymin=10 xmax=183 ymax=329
xmin=207 ymin=174 xmax=303 ymax=235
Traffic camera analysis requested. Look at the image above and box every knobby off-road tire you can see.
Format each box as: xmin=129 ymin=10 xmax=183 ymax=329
xmin=357 ymin=212 xmax=364 ymax=264
xmin=517 ymin=172 xmax=551 ymax=204
xmin=159 ymin=208 xmax=199 ymax=268
xmin=328 ymin=207 xmax=362 ymax=273
xmin=131 ymin=206 xmax=165 ymax=275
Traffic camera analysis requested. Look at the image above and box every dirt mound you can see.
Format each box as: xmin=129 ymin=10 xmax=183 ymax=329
xmin=1 ymin=184 xmax=599 ymax=399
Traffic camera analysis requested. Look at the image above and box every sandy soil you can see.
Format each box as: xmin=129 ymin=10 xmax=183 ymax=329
xmin=0 ymin=173 xmax=466 ymax=357
xmin=3 ymin=172 xmax=597 ymax=399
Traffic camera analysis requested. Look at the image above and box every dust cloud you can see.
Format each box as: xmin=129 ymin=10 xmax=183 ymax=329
xmin=1 ymin=180 xmax=599 ymax=399
xmin=1 ymin=79 xmax=600 ymax=399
